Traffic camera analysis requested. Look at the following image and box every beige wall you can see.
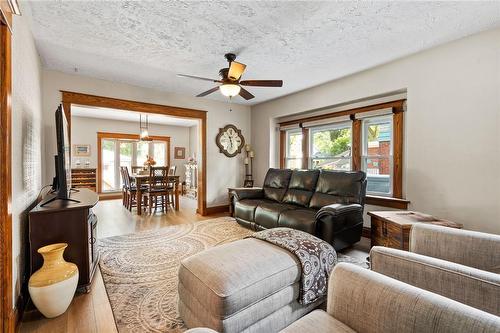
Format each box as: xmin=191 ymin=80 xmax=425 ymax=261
xmin=251 ymin=28 xmax=500 ymax=234
xmin=11 ymin=15 xmax=43 ymax=306
xmin=71 ymin=116 xmax=191 ymax=181
xmin=42 ymin=70 xmax=252 ymax=206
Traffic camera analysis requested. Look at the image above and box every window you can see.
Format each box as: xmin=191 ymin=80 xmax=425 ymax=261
xmin=278 ymin=99 xmax=405 ymax=201
xmin=362 ymin=116 xmax=393 ymax=196
xmin=285 ymin=129 xmax=303 ymax=169
xmin=310 ymin=123 xmax=351 ymax=171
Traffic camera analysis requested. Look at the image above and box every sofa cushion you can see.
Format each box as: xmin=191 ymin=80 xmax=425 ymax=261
xmin=283 ymin=170 xmax=320 ymax=207
xmin=281 ymin=309 xmax=355 ymax=333
xmin=263 ymin=168 xmax=292 ymax=202
xmin=309 ymin=171 xmax=366 ymax=209
xmin=255 ymin=202 xmax=298 ymax=229
xmin=278 ymin=209 xmax=317 ymax=234
xmin=234 ymin=199 xmax=273 ymax=222
xmin=178 ymin=238 xmax=300 ymax=319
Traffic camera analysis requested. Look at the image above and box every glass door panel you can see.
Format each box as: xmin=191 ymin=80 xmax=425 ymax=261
xmin=101 ymin=139 xmax=116 ymax=192
xmin=119 ymin=141 xmax=133 ymax=185
xmin=153 ymin=142 xmax=166 ymax=166
xmin=136 ymin=141 xmax=149 ymax=167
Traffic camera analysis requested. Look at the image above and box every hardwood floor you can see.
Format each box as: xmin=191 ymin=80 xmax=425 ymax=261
xmin=19 ymin=196 xmax=369 ymax=332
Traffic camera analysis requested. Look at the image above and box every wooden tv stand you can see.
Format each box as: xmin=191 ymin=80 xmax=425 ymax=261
xmin=29 ymin=188 xmax=99 ymax=292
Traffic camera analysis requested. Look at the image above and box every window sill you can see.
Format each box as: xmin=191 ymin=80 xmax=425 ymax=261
xmin=365 ymin=195 xmax=410 ymax=209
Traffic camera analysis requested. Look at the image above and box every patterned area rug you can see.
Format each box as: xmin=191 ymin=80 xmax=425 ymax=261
xmin=98 ymin=217 xmax=367 ymax=333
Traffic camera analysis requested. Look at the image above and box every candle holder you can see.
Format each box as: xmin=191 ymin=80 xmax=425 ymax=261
xmin=244 ymin=145 xmax=254 ymax=188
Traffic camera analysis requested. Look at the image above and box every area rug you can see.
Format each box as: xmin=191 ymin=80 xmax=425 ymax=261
xmin=98 ymin=217 xmax=367 ymax=333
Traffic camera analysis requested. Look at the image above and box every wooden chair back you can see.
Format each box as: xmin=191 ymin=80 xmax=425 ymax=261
xmin=121 ymin=166 xmax=132 ymax=189
xmin=131 ymin=166 xmax=143 ymax=174
xmin=148 ymin=166 xmax=169 ymax=191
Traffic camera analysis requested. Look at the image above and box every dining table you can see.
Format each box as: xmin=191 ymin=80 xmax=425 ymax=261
xmin=130 ymin=174 xmax=180 ymax=215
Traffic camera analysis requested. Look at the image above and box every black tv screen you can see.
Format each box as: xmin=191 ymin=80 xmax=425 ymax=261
xmin=55 ymin=105 xmax=71 ymax=199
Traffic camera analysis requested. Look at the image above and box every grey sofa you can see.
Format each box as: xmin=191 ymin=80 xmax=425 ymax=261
xmin=230 ymin=168 xmax=367 ymax=250
xmin=370 ymin=223 xmax=500 ymax=316
xmin=186 ymin=263 xmax=500 ymax=333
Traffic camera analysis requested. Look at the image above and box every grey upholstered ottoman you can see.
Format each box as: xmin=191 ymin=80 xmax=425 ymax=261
xmin=178 ymin=238 xmax=323 ymax=333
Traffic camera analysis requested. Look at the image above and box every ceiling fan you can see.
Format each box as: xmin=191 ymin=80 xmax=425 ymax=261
xmin=177 ymin=53 xmax=283 ymax=100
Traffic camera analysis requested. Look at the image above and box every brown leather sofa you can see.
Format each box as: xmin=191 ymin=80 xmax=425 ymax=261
xmin=230 ymin=168 xmax=367 ymax=250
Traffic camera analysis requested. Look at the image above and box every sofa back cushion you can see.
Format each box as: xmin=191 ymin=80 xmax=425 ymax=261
xmin=309 ymin=170 xmax=366 ymax=209
xmin=283 ymin=170 xmax=320 ymax=206
xmin=263 ymin=168 xmax=293 ymax=202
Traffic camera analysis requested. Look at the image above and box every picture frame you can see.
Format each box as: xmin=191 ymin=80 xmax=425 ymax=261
xmin=73 ymin=144 xmax=91 ymax=156
xmin=174 ymin=147 xmax=186 ymax=159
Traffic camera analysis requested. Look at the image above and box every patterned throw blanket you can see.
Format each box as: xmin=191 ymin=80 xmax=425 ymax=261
xmin=248 ymin=228 xmax=337 ymax=305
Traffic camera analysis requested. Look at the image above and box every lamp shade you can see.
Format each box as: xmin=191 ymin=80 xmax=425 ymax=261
xmin=219 ymin=84 xmax=241 ymax=97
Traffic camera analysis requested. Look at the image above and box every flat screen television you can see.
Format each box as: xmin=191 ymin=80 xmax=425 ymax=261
xmin=43 ymin=105 xmax=80 ymax=206
xmin=55 ymin=104 xmax=72 ymax=199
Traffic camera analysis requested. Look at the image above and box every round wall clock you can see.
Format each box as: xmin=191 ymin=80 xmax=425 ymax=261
xmin=216 ymin=124 xmax=245 ymax=157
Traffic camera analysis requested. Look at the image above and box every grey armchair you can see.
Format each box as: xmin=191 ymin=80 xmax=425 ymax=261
xmin=370 ymin=223 xmax=500 ymax=316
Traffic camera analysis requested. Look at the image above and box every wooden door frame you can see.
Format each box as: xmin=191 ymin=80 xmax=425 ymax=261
xmin=96 ymin=132 xmax=171 ymax=193
xmin=61 ymin=91 xmax=208 ymax=215
xmin=0 ymin=16 xmax=13 ymax=333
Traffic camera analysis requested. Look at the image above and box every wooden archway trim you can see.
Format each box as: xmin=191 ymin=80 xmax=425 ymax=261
xmin=61 ymin=91 xmax=207 ymax=215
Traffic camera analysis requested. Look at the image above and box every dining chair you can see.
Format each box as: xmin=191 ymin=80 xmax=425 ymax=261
xmin=167 ymin=166 xmax=177 ymax=206
xmin=122 ymin=166 xmax=147 ymax=211
xmin=119 ymin=166 xmax=128 ymax=206
xmin=144 ymin=166 xmax=170 ymax=214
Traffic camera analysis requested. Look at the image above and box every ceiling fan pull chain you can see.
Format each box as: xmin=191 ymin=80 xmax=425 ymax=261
xmin=228 ymin=96 xmax=233 ymax=112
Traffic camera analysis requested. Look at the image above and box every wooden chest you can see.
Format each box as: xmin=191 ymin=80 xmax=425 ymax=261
xmin=368 ymin=211 xmax=463 ymax=251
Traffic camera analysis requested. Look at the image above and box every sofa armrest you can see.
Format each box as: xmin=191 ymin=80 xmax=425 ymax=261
xmin=410 ymin=223 xmax=500 ymax=273
xmin=327 ymin=263 xmax=500 ymax=333
xmin=229 ymin=187 xmax=264 ymax=202
xmin=315 ymin=203 xmax=363 ymax=219
xmin=370 ymin=246 xmax=500 ymax=316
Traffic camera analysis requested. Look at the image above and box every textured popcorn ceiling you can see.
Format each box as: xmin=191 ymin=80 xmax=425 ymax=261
xmin=24 ymin=1 xmax=500 ymax=105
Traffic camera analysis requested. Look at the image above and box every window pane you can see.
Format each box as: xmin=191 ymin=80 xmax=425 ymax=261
xmin=285 ymin=158 xmax=302 ymax=169
xmin=364 ymin=157 xmax=391 ymax=194
xmin=287 ymin=132 xmax=303 ymax=158
xmin=153 ymin=142 xmax=166 ymax=166
xmin=367 ymin=122 xmax=391 ymax=155
xmin=101 ymin=139 xmax=115 ymax=192
xmin=119 ymin=141 xmax=133 ymax=186
xmin=136 ymin=141 xmax=149 ymax=166
xmin=311 ymin=126 xmax=351 ymax=170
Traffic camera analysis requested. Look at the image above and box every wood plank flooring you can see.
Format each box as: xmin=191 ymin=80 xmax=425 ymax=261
xmin=19 ymin=196 xmax=369 ymax=333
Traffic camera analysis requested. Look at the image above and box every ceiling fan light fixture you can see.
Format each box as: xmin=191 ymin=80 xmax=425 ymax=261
xmin=219 ymin=84 xmax=241 ymax=97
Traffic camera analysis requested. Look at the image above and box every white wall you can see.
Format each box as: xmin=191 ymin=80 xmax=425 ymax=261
xmin=71 ymin=116 xmax=190 ymax=181
xmin=251 ymin=28 xmax=500 ymax=234
xmin=188 ymin=125 xmax=198 ymax=160
xmin=42 ymin=70 xmax=251 ymax=206
xmin=11 ymin=15 xmax=43 ymax=306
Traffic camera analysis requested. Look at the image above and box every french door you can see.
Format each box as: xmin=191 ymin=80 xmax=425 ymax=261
xmin=98 ymin=132 xmax=170 ymax=193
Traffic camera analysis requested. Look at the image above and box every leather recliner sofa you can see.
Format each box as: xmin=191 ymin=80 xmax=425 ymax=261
xmin=230 ymin=168 xmax=367 ymax=250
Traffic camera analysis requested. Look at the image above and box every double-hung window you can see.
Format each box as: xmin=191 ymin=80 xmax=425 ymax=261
xmin=285 ymin=129 xmax=303 ymax=169
xmin=309 ymin=123 xmax=352 ymax=171
xmin=362 ymin=116 xmax=393 ymax=196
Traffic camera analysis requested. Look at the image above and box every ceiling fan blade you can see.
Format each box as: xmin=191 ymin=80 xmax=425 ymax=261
xmin=177 ymin=74 xmax=221 ymax=83
xmin=240 ymin=80 xmax=283 ymax=87
xmin=239 ymin=87 xmax=255 ymax=100
xmin=196 ymin=86 xmax=220 ymax=97
xmin=228 ymin=61 xmax=246 ymax=81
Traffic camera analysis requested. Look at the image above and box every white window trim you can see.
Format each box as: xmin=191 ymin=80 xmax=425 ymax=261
xmin=362 ymin=115 xmax=393 ymax=197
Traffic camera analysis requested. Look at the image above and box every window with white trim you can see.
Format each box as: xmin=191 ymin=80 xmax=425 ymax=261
xmin=285 ymin=129 xmax=303 ymax=169
xmin=362 ymin=115 xmax=393 ymax=196
xmin=309 ymin=123 xmax=352 ymax=171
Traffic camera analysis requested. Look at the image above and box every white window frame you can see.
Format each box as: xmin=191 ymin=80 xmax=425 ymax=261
xmin=361 ymin=115 xmax=393 ymax=197
xmin=308 ymin=122 xmax=352 ymax=170
xmin=285 ymin=128 xmax=303 ymax=169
